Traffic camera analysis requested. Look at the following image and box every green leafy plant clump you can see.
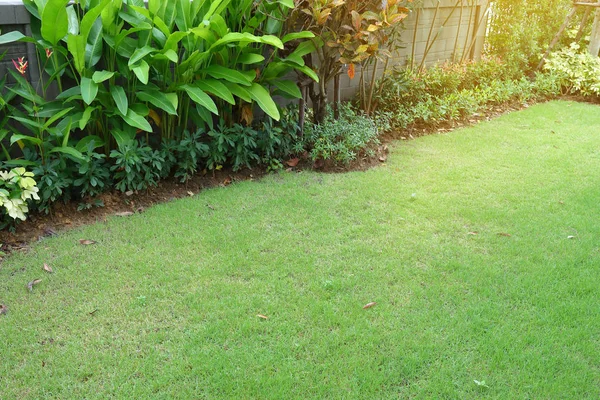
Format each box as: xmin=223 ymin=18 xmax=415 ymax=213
xmin=303 ymin=104 xmax=382 ymax=164
xmin=544 ymin=42 xmax=600 ymax=96
xmin=0 ymin=167 xmax=40 ymax=225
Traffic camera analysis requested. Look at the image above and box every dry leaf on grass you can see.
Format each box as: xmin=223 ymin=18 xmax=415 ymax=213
xmin=0 ymin=304 xmax=7 ymax=315
xmin=115 ymin=211 xmax=134 ymax=217
xmin=79 ymin=239 xmax=96 ymax=245
xmin=497 ymin=233 xmax=511 ymax=237
xmin=42 ymin=263 xmax=53 ymax=273
xmin=567 ymin=235 xmax=575 ymax=239
xmin=27 ymin=279 xmax=42 ymax=292
xmin=257 ymin=314 xmax=268 ymax=320
xmin=187 ymin=191 xmax=194 ymax=197
xmin=363 ymin=302 xmax=377 ymax=309
xmin=467 ymin=232 xmax=478 ymax=236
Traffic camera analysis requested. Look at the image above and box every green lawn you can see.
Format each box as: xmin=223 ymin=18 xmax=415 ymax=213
xmin=1 ymin=100 xmax=600 ymax=399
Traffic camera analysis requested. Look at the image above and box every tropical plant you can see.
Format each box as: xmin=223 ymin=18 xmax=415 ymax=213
xmin=0 ymin=167 xmax=40 ymax=224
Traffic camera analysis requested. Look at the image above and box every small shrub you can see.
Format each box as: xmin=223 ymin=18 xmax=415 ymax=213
xmin=544 ymin=43 xmax=600 ymax=96
xmin=0 ymin=167 xmax=40 ymax=225
xmin=73 ymin=142 xmax=111 ymax=198
xmin=110 ymin=141 xmax=164 ymax=192
xmin=304 ymin=104 xmax=380 ymax=164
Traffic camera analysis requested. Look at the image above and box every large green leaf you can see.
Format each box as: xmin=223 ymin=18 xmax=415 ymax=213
xmin=67 ymin=34 xmax=86 ymax=74
xmin=80 ymin=0 xmax=112 ymax=41
xmin=247 ymin=83 xmax=280 ymax=121
xmin=118 ymin=109 xmax=153 ymax=132
xmin=76 ymin=135 xmax=105 ymax=152
xmin=181 ymin=85 xmax=218 ymax=115
xmin=196 ymin=80 xmax=235 ymax=105
xmin=131 ymin=61 xmax=150 ymax=84
xmin=281 ymin=31 xmax=315 ymax=44
xmin=43 ymin=107 xmax=74 ymax=129
xmin=0 ymin=31 xmax=26 ymax=45
xmin=136 ymin=90 xmax=178 ymax=115
xmin=10 ymin=134 xmax=42 ymax=146
xmin=92 ymin=70 xmax=115 ymax=83
xmin=111 ymin=129 xmax=135 ymax=150
xmin=41 ymin=0 xmax=69 ymax=46
xmin=81 ymin=77 xmax=99 ymax=105
xmin=224 ymin=82 xmax=252 ymax=103
xmin=128 ymin=46 xmax=156 ymax=67
xmin=49 ymin=146 xmax=85 ymax=161
xmin=85 ymin=18 xmax=103 ymax=68
xmin=272 ymin=80 xmax=302 ymax=99
xmin=110 ymin=86 xmax=128 ymax=115
xmin=66 ymin=5 xmax=79 ymax=35
xmin=237 ymin=53 xmax=265 ymax=65
xmin=79 ymin=106 xmax=96 ymax=130
xmin=201 ymin=65 xmax=252 ymax=86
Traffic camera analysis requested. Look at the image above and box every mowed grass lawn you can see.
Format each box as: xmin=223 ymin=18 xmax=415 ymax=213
xmin=1 ymin=100 xmax=600 ymax=399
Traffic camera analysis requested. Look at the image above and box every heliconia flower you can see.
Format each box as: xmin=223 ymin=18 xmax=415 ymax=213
xmin=12 ymin=57 xmax=28 ymax=76
xmin=45 ymin=48 xmax=53 ymax=58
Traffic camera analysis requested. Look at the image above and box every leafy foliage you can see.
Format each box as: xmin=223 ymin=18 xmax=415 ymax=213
xmin=0 ymin=167 xmax=40 ymax=224
xmin=303 ymin=104 xmax=380 ymax=164
xmin=544 ymin=43 xmax=600 ymax=96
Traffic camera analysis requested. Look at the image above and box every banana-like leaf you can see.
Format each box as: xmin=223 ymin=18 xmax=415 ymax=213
xmin=128 ymin=46 xmax=156 ymax=67
xmin=237 ymin=53 xmax=265 ymax=65
xmin=67 ymin=34 xmax=85 ymax=74
xmin=181 ymin=85 xmax=218 ymax=115
xmin=247 ymin=83 xmax=280 ymax=121
xmin=41 ymin=0 xmax=69 ymax=46
xmin=92 ymin=70 xmax=115 ymax=83
xmin=43 ymin=107 xmax=74 ymax=129
xmin=80 ymin=0 xmax=112 ymax=41
xmin=136 ymin=89 xmax=178 ymax=115
xmin=282 ymin=31 xmax=315 ymax=44
xmin=85 ymin=18 xmax=103 ymax=68
xmin=118 ymin=109 xmax=153 ymax=132
xmin=80 ymin=106 xmax=97 ymax=130
xmin=196 ymin=80 xmax=235 ymax=105
xmin=10 ymin=134 xmax=42 ymax=146
xmin=81 ymin=77 xmax=99 ymax=105
xmin=131 ymin=60 xmax=150 ymax=84
xmin=110 ymin=86 xmax=128 ymax=115
xmin=0 ymin=31 xmax=26 ymax=44
xmin=49 ymin=146 xmax=85 ymax=161
xmin=76 ymin=135 xmax=105 ymax=152
xmin=201 ymin=65 xmax=252 ymax=86
xmin=224 ymin=82 xmax=252 ymax=103
xmin=272 ymin=80 xmax=302 ymax=99
xmin=66 ymin=5 xmax=79 ymax=35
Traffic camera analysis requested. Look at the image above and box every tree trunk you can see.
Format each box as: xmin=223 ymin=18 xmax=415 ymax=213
xmin=589 ymin=8 xmax=600 ymax=56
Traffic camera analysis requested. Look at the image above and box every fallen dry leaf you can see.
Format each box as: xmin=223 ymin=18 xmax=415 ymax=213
xmin=79 ymin=239 xmax=96 ymax=245
xmin=136 ymin=207 xmax=145 ymax=213
xmin=363 ymin=302 xmax=377 ymax=309
xmin=223 ymin=178 xmax=232 ymax=186
xmin=0 ymin=304 xmax=7 ymax=315
xmin=125 ymin=190 xmax=134 ymax=196
xmin=497 ymin=233 xmax=511 ymax=237
xmin=257 ymin=314 xmax=268 ymax=320
xmin=378 ymin=155 xmax=387 ymax=162
xmin=27 ymin=279 xmax=42 ymax=292
xmin=286 ymin=158 xmax=300 ymax=167
xmin=567 ymin=235 xmax=575 ymax=239
xmin=42 ymin=263 xmax=53 ymax=273
xmin=467 ymin=231 xmax=478 ymax=235
xmin=115 ymin=211 xmax=134 ymax=217
xmin=206 ymin=204 xmax=215 ymax=210
xmin=187 ymin=191 xmax=194 ymax=197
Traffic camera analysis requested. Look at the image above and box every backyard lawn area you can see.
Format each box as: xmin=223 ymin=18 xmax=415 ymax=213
xmin=1 ymin=100 xmax=599 ymax=398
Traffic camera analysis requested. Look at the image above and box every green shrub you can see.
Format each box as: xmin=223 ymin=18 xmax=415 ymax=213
xmin=303 ymin=104 xmax=380 ymax=164
xmin=544 ymin=43 xmax=600 ymax=96
xmin=0 ymin=167 xmax=39 ymax=224
xmin=110 ymin=141 xmax=164 ymax=193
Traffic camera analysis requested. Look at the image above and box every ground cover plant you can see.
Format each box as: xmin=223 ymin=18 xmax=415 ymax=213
xmin=1 ymin=101 xmax=599 ymax=398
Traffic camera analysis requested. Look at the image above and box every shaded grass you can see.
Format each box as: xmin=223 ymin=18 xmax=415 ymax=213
xmin=1 ymin=100 xmax=600 ymax=398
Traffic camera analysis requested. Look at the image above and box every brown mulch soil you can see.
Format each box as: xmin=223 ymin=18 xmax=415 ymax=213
xmin=0 ymin=96 xmax=586 ymax=255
